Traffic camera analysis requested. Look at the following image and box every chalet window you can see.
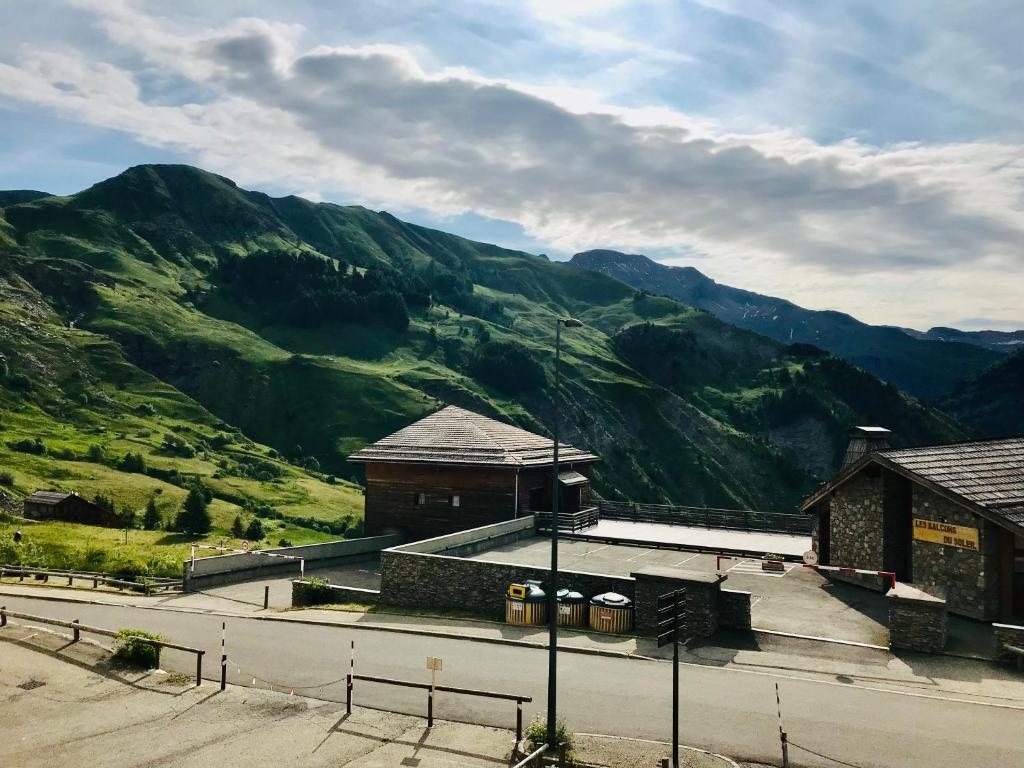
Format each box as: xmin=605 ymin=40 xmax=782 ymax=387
xmin=450 ymin=495 xmax=461 ymax=508
xmin=414 ymin=492 xmax=426 ymax=506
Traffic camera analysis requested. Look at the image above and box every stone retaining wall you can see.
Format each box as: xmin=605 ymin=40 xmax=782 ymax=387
xmin=292 ymin=580 xmax=381 ymax=607
xmin=993 ymin=623 xmax=1024 ymax=666
xmin=719 ymin=589 xmax=753 ymax=630
xmin=887 ymin=583 xmax=947 ymax=653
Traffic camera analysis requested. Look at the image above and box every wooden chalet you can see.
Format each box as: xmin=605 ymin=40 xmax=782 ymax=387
xmin=348 ymin=405 xmax=599 ymax=541
xmin=803 ymin=431 xmax=1024 ymax=621
xmin=22 ymin=491 xmax=120 ymax=528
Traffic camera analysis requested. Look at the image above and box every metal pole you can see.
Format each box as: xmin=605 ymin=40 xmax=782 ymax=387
xmin=547 ymin=318 xmax=561 ymax=749
xmin=73 ymin=619 xmax=80 ymax=643
xmin=220 ymin=621 xmax=227 ymax=691
xmin=516 ymin=699 xmax=523 ymax=742
xmin=263 ymin=585 xmax=270 ymax=610
xmin=672 ymin=592 xmax=679 ymax=768
xmin=347 ymin=639 xmax=354 ymax=713
xmin=196 ymin=651 xmax=203 ymax=687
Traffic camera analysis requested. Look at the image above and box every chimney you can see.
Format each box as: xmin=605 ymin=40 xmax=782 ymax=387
xmin=843 ymin=426 xmax=891 ymax=468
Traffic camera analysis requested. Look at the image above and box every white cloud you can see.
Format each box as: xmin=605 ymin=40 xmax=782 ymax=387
xmin=1 ymin=1 xmax=1022 ymax=329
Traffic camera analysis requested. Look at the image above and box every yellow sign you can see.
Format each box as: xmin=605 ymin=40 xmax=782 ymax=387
xmin=508 ymin=584 xmax=526 ymax=599
xmin=912 ymin=518 xmax=979 ymax=551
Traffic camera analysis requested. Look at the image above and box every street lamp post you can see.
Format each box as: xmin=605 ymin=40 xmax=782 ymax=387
xmin=548 ymin=315 xmax=583 ymax=749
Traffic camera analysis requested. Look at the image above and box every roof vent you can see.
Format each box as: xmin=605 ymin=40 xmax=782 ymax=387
xmin=843 ymin=426 xmax=892 ymax=468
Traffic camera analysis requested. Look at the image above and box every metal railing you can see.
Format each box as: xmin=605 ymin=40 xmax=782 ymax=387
xmin=597 ymin=500 xmax=811 ymax=535
xmin=532 ymin=506 xmax=599 ymax=533
xmin=0 ymin=565 xmax=182 ymax=593
xmin=512 ymin=745 xmax=548 ymax=768
xmin=0 ymin=606 xmax=205 ymax=685
xmin=345 ymin=671 xmax=532 ymax=740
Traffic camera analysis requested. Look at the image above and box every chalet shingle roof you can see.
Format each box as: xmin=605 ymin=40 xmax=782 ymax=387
xmin=802 ymin=436 xmax=1024 ymax=530
xmin=24 ymin=491 xmax=73 ymax=506
xmin=348 ymin=405 xmax=599 ymax=468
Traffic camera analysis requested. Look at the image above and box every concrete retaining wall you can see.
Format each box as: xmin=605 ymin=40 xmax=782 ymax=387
xmin=720 ymin=589 xmax=753 ymax=631
xmin=887 ymin=583 xmax=947 ymax=653
xmin=183 ymin=534 xmax=402 ymax=591
xmin=388 ymin=516 xmax=535 ymax=557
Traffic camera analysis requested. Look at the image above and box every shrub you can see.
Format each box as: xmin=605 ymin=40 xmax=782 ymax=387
xmin=161 ymin=433 xmax=196 ymax=458
xmin=277 ymin=538 xmax=293 ymax=547
xmin=87 ymin=444 xmax=106 ymax=463
xmin=119 ymin=452 xmax=147 ymax=474
xmin=525 ymin=717 xmax=575 ymax=761
xmin=231 ymin=514 xmax=245 ymax=538
xmin=8 ymin=437 xmax=46 ymax=455
xmin=304 ymin=576 xmax=334 ymax=603
xmin=135 ymin=402 xmax=157 ymax=416
xmin=112 ymin=629 xmax=165 ymax=669
xmin=470 ymin=340 xmax=545 ymax=393
xmin=0 ymin=470 xmax=14 ymax=487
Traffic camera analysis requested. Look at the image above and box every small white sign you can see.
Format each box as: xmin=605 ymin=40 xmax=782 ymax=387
xmin=242 ymin=540 xmax=250 ymax=553
xmin=803 ymin=549 xmax=818 ymax=565
xmin=510 ymin=601 xmax=524 ymax=612
xmin=558 ymin=605 xmax=571 ymax=615
xmin=426 ymin=657 xmax=443 ymax=671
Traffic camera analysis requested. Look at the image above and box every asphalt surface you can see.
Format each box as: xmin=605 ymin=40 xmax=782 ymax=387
xmin=2 ymin=594 xmax=1023 ymax=768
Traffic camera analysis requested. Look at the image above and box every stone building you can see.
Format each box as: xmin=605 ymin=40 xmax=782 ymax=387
xmin=22 ymin=491 xmax=120 ymax=528
xmin=802 ymin=429 xmax=1024 ymax=621
xmin=348 ymin=405 xmax=599 ymax=541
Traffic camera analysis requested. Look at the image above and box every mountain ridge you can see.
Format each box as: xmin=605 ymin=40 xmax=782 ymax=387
xmin=569 ymin=249 xmax=1002 ymax=401
xmin=0 ymin=164 xmax=968 ymax=517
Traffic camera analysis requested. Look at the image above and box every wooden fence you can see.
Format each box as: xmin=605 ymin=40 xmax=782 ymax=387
xmin=0 ymin=565 xmax=182 ymax=593
xmin=0 ymin=607 xmax=205 ymax=685
xmin=596 ymin=500 xmax=811 ymax=535
xmin=532 ymin=506 xmax=599 ymax=533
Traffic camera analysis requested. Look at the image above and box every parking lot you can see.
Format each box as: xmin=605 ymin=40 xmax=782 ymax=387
xmin=466 ymin=536 xmax=891 ymax=645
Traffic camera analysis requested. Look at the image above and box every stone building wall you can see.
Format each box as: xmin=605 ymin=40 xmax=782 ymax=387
xmin=719 ymin=589 xmax=753 ymax=631
xmin=910 ymin=486 xmax=997 ymax=620
xmin=887 ymin=583 xmax=947 ymax=653
xmin=828 ymin=471 xmax=885 ymax=589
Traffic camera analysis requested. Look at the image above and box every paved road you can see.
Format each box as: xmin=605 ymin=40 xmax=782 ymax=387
xmin=2 ymin=594 xmax=1023 ymax=768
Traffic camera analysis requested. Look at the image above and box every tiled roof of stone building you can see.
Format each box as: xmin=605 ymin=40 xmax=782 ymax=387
xmin=802 ymin=436 xmax=1024 ymax=528
xmin=348 ymin=405 xmax=599 ymax=468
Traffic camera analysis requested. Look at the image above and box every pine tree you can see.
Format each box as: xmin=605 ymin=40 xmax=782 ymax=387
xmin=231 ymin=514 xmax=245 ymax=538
xmin=175 ymin=484 xmax=212 ymax=535
xmin=245 ymin=517 xmax=265 ymax=542
xmin=142 ymin=498 xmax=161 ymax=530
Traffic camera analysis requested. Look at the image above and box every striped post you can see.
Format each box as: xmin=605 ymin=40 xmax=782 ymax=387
xmin=775 ymin=682 xmax=789 ymax=768
xmin=220 ymin=621 xmax=227 ymax=691
xmin=346 ymin=639 xmax=354 ymax=714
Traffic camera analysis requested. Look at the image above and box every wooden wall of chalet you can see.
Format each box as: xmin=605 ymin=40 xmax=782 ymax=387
xmin=363 ymin=463 xmax=591 ymax=541
xmin=23 ymin=497 xmax=120 ymax=528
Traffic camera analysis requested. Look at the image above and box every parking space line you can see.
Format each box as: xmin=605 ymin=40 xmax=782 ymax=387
xmin=671 ymin=553 xmax=701 ymax=567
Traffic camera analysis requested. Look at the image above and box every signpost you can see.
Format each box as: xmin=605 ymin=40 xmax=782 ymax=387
xmin=802 ymin=549 xmax=818 ymax=565
xmin=241 ymin=540 xmax=250 ymax=553
xmin=657 ymin=589 xmax=689 ymax=768
xmin=426 ymin=656 xmax=443 ymax=726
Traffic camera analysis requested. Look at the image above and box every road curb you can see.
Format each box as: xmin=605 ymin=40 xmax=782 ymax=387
xmin=0 ymin=588 xmax=645 ymax=661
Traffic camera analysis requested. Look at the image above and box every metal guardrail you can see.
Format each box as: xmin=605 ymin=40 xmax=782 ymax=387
xmin=346 ymin=671 xmax=533 ymax=740
xmin=512 ymin=744 xmax=548 ymax=768
xmin=597 ymin=500 xmax=811 ymax=535
xmin=0 ymin=565 xmax=181 ymax=593
xmin=533 ymin=506 xmax=599 ymax=533
xmin=0 ymin=606 xmax=205 ymax=685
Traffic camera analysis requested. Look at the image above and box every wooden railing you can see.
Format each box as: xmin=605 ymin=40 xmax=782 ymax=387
xmin=346 ymin=671 xmax=532 ymax=740
xmin=596 ymin=500 xmax=811 ymax=535
xmin=532 ymin=506 xmax=599 ymax=533
xmin=0 ymin=607 xmax=205 ymax=685
xmin=0 ymin=565 xmax=182 ymax=593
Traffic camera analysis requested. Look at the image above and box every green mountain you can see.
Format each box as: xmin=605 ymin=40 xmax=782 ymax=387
xmin=944 ymin=350 xmax=1024 ymax=438
xmin=0 ymin=190 xmax=51 ymax=207
xmin=0 ymin=165 xmax=967 ymax=529
xmin=570 ymin=249 xmax=1001 ymax=402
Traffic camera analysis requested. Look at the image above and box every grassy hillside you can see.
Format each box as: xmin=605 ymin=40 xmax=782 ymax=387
xmin=0 ymin=164 xmax=969 ymax=549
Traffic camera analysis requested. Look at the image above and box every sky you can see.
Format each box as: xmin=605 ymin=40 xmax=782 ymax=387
xmin=1 ymin=1 xmax=1022 ymax=331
